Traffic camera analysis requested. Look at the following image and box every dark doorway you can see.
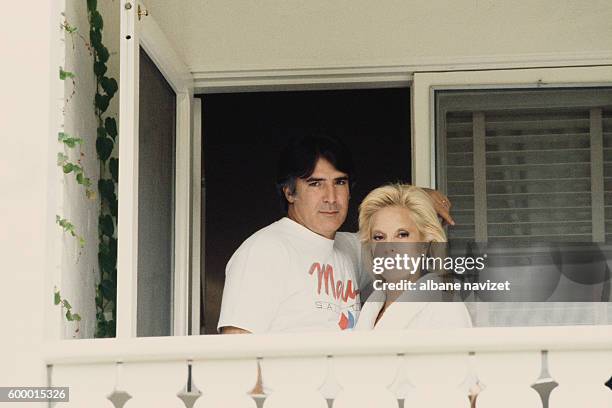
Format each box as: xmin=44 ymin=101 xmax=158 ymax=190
xmin=199 ymin=87 xmax=411 ymax=334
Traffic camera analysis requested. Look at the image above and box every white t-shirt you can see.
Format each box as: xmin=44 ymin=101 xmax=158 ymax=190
xmin=218 ymin=217 xmax=362 ymax=333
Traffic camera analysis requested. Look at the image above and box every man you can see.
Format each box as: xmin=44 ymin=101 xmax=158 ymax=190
xmin=218 ymin=135 xmax=453 ymax=334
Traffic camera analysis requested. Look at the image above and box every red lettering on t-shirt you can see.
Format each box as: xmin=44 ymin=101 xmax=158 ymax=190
xmin=308 ymin=262 xmax=359 ymax=302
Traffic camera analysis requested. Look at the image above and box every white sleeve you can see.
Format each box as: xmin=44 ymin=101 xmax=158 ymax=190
xmin=217 ymin=235 xmax=289 ymax=334
xmin=337 ymin=232 xmax=373 ymax=292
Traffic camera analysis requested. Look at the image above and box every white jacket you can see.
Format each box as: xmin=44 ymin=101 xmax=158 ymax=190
xmin=355 ymin=275 xmax=473 ymax=330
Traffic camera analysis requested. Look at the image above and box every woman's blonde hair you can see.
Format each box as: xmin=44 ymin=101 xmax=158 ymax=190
xmin=358 ymin=183 xmax=446 ymax=243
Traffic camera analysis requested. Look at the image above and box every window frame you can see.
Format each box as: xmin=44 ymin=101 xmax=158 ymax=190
xmin=411 ymin=67 xmax=612 ymax=328
xmin=116 ymin=5 xmax=197 ymax=338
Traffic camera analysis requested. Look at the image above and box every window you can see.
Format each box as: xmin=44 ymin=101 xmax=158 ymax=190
xmin=436 ymin=88 xmax=612 ymax=244
xmin=434 ymin=87 xmax=612 ymax=326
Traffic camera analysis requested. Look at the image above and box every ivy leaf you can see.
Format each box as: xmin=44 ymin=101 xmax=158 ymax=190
xmin=100 ymin=279 xmax=115 ymax=301
xmin=95 ymin=93 xmax=110 ymax=113
xmin=87 ymin=0 xmax=97 ymax=12
xmin=99 ymin=248 xmax=113 ymax=274
xmin=66 ymin=26 xmax=78 ymax=34
xmin=58 ymin=132 xmax=83 ymax=148
xmin=76 ymin=173 xmax=91 ymax=187
xmin=57 ymin=152 xmax=68 ymax=166
xmin=110 ymin=198 xmax=118 ymax=218
xmin=97 ymin=126 xmax=107 ymax=139
xmin=109 ymin=238 xmax=118 ymax=264
xmin=65 ymin=138 xmax=82 ymax=148
xmin=109 ymin=158 xmax=119 ymax=183
xmin=90 ymin=10 xmax=103 ymax=31
xmin=108 ymin=320 xmax=116 ymax=337
xmin=101 ymin=77 xmax=118 ymax=98
xmin=62 ymin=299 xmax=72 ymax=310
xmin=93 ymin=61 xmax=107 ymax=77
xmin=95 ymin=288 xmax=102 ymax=307
xmin=72 ymin=313 xmax=82 ymax=322
xmin=63 ymin=163 xmax=74 ymax=174
xmin=98 ymin=179 xmax=115 ymax=202
xmin=54 ymin=290 xmax=61 ymax=305
xmin=96 ymin=136 xmax=113 ymax=161
xmin=59 ymin=67 xmax=75 ymax=80
xmin=66 ymin=310 xmax=73 ymax=321
xmin=105 ymin=118 xmax=118 ymax=140
xmin=100 ymin=214 xmax=115 ymax=237
xmin=56 ymin=216 xmax=74 ymax=234
xmin=96 ymin=320 xmax=107 ymax=338
xmin=90 ymin=29 xmax=102 ymax=49
xmin=97 ymin=239 xmax=118 ymax=276
xmin=78 ymin=236 xmax=86 ymax=248
xmin=97 ymin=45 xmax=109 ymax=63
xmin=61 ymin=22 xmax=78 ymax=34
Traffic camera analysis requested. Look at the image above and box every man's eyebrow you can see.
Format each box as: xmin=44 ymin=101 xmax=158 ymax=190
xmin=304 ymin=176 xmax=349 ymax=183
xmin=305 ymin=177 xmax=325 ymax=183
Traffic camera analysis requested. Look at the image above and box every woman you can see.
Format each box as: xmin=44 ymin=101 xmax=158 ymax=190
xmin=355 ymin=183 xmax=472 ymax=330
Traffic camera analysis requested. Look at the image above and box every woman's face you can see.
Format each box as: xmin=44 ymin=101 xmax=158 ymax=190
xmin=369 ymin=206 xmax=427 ymax=282
xmin=370 ymin=206 xmax=424 ymax=243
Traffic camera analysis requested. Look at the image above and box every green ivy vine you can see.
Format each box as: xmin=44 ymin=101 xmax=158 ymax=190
xmin=54 ymin=1 xmax=118 ymax=338
xmin=54 ymin=288 xmax=82 ymax=323
xmin=87 ymin=0 xmax=119 ymax=338
xmin=54 ymin=13 xmax=96 ymax=331
xmin=56 ymin=215 xmax=86 ymax=249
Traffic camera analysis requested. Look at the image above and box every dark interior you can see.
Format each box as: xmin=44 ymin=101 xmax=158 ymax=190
xmin=200 ymin=87 xmax=412 ymax=333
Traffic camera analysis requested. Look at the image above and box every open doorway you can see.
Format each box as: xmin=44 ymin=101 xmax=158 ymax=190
xmin=199 ymin=87 xmax=411 ymax=334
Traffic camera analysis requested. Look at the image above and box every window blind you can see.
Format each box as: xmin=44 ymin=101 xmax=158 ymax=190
xmin=437 ymin=89 xmax=612 ymax=245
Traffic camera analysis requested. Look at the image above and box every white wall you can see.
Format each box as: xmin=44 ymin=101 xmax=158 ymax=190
xmin=0 ymin=0 xmax=121 ymax=389
xmin=0 ymin=0 xmax=51 ymax=390
xmin=143 ymin=0 xmax=612 ymax=73
xmin=57 ymin=0 xmax=120 ymax=339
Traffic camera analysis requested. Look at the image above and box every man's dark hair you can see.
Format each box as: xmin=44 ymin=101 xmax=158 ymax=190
xmin=276 ymin=135 xmax=355 ymax=213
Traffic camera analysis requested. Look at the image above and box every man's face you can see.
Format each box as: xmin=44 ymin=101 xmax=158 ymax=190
xmin=285 ymin=158 xmax=350 ymax=239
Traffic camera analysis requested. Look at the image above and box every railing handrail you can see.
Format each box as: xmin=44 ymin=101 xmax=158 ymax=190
xmin=43 ymin=326 xmax=612 ymax=365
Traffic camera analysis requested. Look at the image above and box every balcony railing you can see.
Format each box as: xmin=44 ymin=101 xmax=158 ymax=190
xmin=43 ymin=326 xmax=612 ymax=407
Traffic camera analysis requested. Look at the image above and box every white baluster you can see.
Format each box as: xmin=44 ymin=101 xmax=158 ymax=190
xmin=388 ymin=354 xmax=414 ymax=400
xmin=192 ymin=358 xmax=258 ymax=408
xmin=548 ymin=350 xmax=612 ymax=408
xmin=402 ymin=353 xmax=470 ymax=407
xmin=332 ymin=355 xmax=400 ymax=408
xmin=474 ymin=351 xmax=541 ymax=408
xmin=319 ymin=355 xmax=343 ymax=400
xmin=108 ymin=362 xmax=132 ymax=408
xmin=52 ymin=363 xmax=116 ymax=408
xmin=261 ymin=356 xmax=327 ymax=408
xmin=122 ymin=361 xmax=186 ymax=407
